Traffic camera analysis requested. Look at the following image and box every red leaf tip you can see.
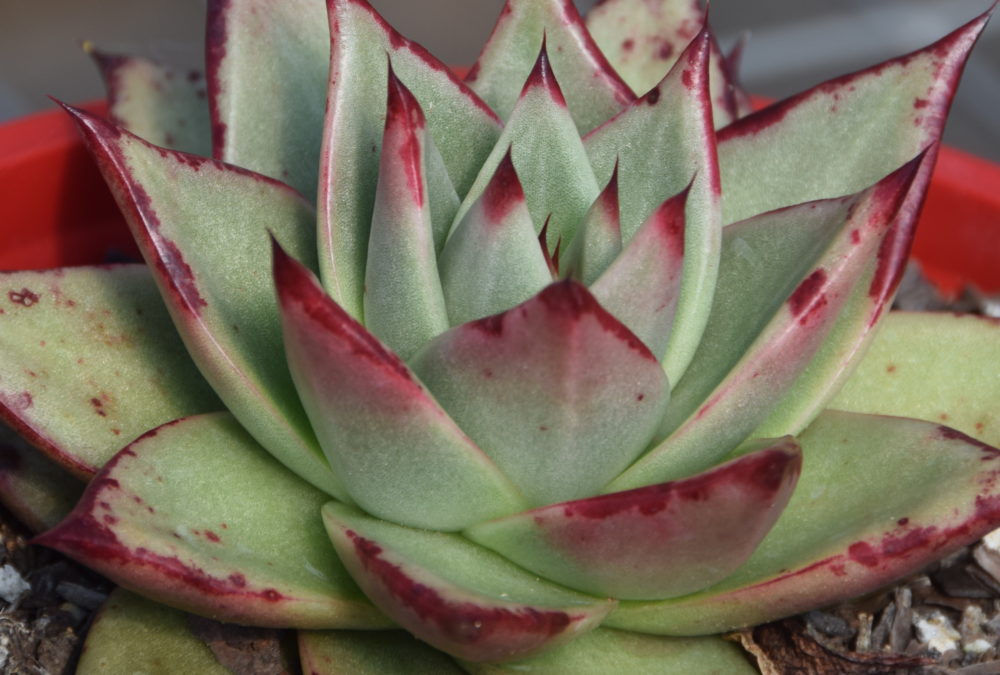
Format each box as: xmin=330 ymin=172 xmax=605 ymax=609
xmin=482 ymin=148 xmax=525 ymax=223
xmin=521 ymin=38 xmax=567 ymax=107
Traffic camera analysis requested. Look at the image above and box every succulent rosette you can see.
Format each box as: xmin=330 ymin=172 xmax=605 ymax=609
xmin=2 ymin=0 xmax=1000 ymax=671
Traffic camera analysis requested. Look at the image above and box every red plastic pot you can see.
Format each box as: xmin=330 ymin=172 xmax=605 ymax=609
xmin=1 ymin=103 xmax=998 ymax=295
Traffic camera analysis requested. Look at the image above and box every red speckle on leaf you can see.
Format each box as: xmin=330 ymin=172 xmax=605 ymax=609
xmin=914 ymin=97 xmax=930 ymax=109
xmin=657 ymin=42 xmax=674 ymax=61
xmin=348 ymin=531 xmax=575 ymax=648
xmin=850 ymin=229 xmax=861 ymax=245
xmin=561 ymin=448 xmax=798 ymax=519
xmin=205 ymin=0 xmax=230 ymax=156
xmin=787 ymin=269 xmax=828 ymax=321
xmin=681 ymin=69 xmax=694 ymax=89
xmin=8 ymin=288 xmax=39 ymax=307
xmin=204 ymin=530 xmax=221 ymax=543
xmin=898 ymin=518 xmax=910 ymax=526
xmin=90 ymin=397 xmax=108 ymax=417
xmin=848 ymin=541 xmax=879 ymax=567
xmin=644 ymin=87 xmax=661 ymax=105
xmin=622 ymin=38 xmax=635 ymax=52
xmin=482 ymin=150 xmax=524 ymax=223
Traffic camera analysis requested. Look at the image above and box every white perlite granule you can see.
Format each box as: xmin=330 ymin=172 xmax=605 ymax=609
xmin=0 ymin=564 xmax=30 ymax=605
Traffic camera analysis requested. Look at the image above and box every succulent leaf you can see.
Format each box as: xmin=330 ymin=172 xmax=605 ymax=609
xmin=832 ymin=312 xmax=1000 ymax=447
xmin=299 ymin=630 xmax=465 ymax=674
xmin=205 ymin=0 xmax=329 ymax=200
xmin=274 ymin=244 xmax=526 ymax=531
xmin=77 ymin=588 xmax=229 ymax=675
xmin=35 ymin=412 xmax=388 ymax=629
xmin=718 ymin=10 xmax=989 ymax=226
xmin=466 ymin=440 xmax=800 ymax=600
xmin=88 ymin=48 xmax=211 ymax=156
xmin=583 ymin=28 xmax=720 ymax=382
xmin=410 ymin=280 xmax=669 ymax=507
xmin=462 ymin=627 xmax=759 ymax=674
xmin=62 ymin=106 xmax=346 ymax=499
xmin=0 ymin=423 xmax=82 ymax=532
xmin=584 ymin=0 xmax=745 ymax=127
xmin=606 ymin=410 xmax=1000 ymax=635
xmin=320 ymin=0 xmax=502 ymax=319
xmin=590 ymin=184 xmax=687 ymax=361
xmin=322 ymin=502 xmax=615 ymax=663
xmin=561 ymin=164 xmax=623 ymax=286
xmin=439 ymin=150 xmax=552 ymax=325
xmin=363 ymin=69 xmax=449 ymax=359
xmin=466 ymin=0 xmax=633 ymax=133
xmin=453 ymin=44 xmax=601 ymax=252
xmin=0 ymin=265 xmax=220 ymax=477
xmin=610 ymin=158 xmax=918 ymax=489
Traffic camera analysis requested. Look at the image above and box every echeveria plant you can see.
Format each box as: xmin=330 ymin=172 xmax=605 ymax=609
xmin=2 ymin=0 xmax=1000 ymax=671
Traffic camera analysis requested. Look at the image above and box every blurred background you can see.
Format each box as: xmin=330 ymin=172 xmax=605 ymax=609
xmin=1 ymin=0 xmax=997 ymax=160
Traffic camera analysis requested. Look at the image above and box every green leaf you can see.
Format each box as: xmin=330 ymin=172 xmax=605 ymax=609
xmin=320 ymin=0 xmax=502 ymax=319
xmin=462 ymin=628 xmax=758 ymax=674
xmin=322 ymin=502 xmax=615 ymax=664
xmin=0 ymin=422 xmax=82 ymax=532
xmin=584 ymin=0 xmax=746 ymax=127
xmin=439 ymin=150 xmax=552 ymax=326
xmin=411 ymin=281 xmax=669 ymax=507
xmin=608 ymin=161 xmax=916 ymax=490
xmin=562 ymin=165 xmax=622 ymax=286
xmin=299 ymin=630 xmax=465 ymax=674
xmin=0 ymin=265 xmax=220 ymax=476
xmin=465 ymin=0 xmax=633 ymax=133
xmin=718 ymin=10 xmax=989 ymax=226
xmin=36 ymin=413 xmax=389 ymax=629
xmin=274 ymin=245 xmax=525 ymax=531
xmin=831 ymin=312 xmax=1000 ymax=447
xmin=467 ymin=441 xmax=799 ymax=600
xmin=77 ymin=588 xmax=228 ymax=675
xmin=205 ymin=0 xmax=328 ymax=199
xmin=66 ymin=107 xmax=345 ymax=499
xmin=363 ymin=70 xmax=449 ymax=359
xmin=590 ymin=186 xmax=687 ymax=361
xmin=583 ymin=30 xmax=721 ymax=383
xmin=452 ymin=46 xmax=601 ymax=253
xmin=605 ymin=410 xmax=1000 ymax=635
xmin=88 ymin=47 xmax=211 ymax=156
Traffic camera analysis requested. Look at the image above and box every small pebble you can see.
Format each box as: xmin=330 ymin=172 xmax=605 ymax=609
xmin=0 ymin=564 xmax=30 ymax=605
xmin=914 ymin=609 xmax=962 ymax=655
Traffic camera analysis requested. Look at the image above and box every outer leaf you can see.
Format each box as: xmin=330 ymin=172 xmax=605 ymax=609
xmin=36 ymin=413 xmax=388 ymax=630
xmin=452 ymin=46 xmax=601 ymax=255
xmin=561 ymin=165 xmax=622 ymax=286
xmin=718 ymin=10 xmax=989 ymax=226
xmin=205 ymin=0 xmax=328 ymax=199
xmin=466 ymin=0 xmax=633 ymax=133
xmin=0 ymin=265 xmax=220 ymax=476
xmin=439 ymin=150 xmax=552 ymax=326
xmin=65 ymin=107 xmax=345 ymax=499
xmin=88 ymin=47 xmax=211 ymax=156
xmin=466 ymin=441 xmax=800 ymax=600
xmin=609 ymin=160 xmax=916 ymax=490
xmin=299 ymin=630 xmax=465 ymax=674
xmin=320 ymin=0 xmax=502 ymax=318
xmin=410 ymin=281 xmax=669 ymax=507
xmin=363 ymin=69 xmax=449 ymax=359
xmin=605 ymin=411 xmax=1000 ymax=635
xmin=463 ymin=628 xmax=758 ymax=674
xmin=584 ymin=30 xmax=720 ymax=383
xmin=274 ymin=244 xmax=525 ymax=531
xmin=77 ymin=588 xmax=228 ymax=675
xmin=590 ymin=186 xmax=687 ymax=361
xmin=322 ymin=502 xmax=615 ymax=664
xmin=584 ymin=0 xmax=743 ymax=126
xmin=0 ymin=423 xmax=82 ymax=532
xmin=831 ymin=312 xmax=1000 ymax=447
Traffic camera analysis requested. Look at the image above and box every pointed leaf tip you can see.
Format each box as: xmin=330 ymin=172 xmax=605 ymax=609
xmin=482 ymin=148 xmax=526 ymax=224
xmin=522 ymin=40 xmax=567 ymax=107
